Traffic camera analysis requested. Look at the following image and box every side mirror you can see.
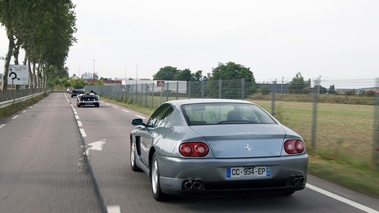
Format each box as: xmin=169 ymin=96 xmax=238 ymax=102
xmin=131 ymin=118 xmax=145 ymax=126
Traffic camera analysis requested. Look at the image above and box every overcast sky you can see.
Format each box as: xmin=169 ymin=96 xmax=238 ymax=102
xmin=1 ymin=0 xmax=379 ymax=88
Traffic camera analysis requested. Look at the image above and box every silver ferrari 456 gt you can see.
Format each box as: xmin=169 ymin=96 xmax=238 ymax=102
xmin=130 ymin=99 xmax=308 ymax=201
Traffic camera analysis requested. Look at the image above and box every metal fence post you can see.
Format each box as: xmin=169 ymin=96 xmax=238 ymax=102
xmin=311 ymin=78 xmax=320 ymax=150
xmin=166 ymin=82 xmax=169 ymax=101
xmin=241 ymin=78 xmax=245 ymax=99
xmin=271 ymin=81 xmax=276 ymax=116
xmin=219 ymin=79 xmax=222 ymax=99
xmin=176 ymin=81 xmax=179 ymax=100
xmin=201 ymin=81 xmax=204 ymax=98
xmin=145 ymin=83 xmax=148 ymax=107
xmin=151 ymin=83 xmax=154 ymax=108
xmin=373 ymin=78 xmax=379 ymax=168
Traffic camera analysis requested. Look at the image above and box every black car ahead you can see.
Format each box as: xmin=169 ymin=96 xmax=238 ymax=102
xmin=71 ymin=89 xmax=85 ymax=98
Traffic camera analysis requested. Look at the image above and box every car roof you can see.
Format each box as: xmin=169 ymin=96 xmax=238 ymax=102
xmin=165 ymin=98 xmax=253 ymax=107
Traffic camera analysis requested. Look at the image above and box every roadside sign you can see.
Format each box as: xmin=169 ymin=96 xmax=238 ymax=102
xmin=8 ymin=65 xmax=29 ymax=85
xmin=157 ymin=80 xmax=165 ymax=87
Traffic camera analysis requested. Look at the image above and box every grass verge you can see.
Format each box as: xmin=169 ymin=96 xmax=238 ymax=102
xmin=0 ymin=92 xmax=48 ymax=118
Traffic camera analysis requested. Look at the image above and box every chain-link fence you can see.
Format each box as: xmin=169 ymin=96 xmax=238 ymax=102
xmin=85 ymin=78 xmax=379 ymax=168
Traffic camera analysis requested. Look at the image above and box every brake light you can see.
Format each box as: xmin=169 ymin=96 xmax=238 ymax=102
xmin=284 ymin=140 xmax=305 ymax=154
xmin=179 ymin=142 xmax=209 ymax=157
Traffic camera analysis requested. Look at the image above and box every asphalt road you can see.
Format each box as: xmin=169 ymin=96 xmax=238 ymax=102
xmin=0 ymin=92 xmax=378 ymax=213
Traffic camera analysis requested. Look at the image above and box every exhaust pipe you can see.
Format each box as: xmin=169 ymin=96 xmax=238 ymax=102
xmin=183 ymin=180 xmax=203 ymax=190
xmin=299 ymin=177 xmax=305 ymax=185
xmin=183 ymin=181 xmax=193 ymax=190
xmin=291 ymin=177 xmax=300 ymax=185
xmin=193 ymin=181 xmax=202 ymax=190
xmin=291 ymin=176 xmax=305 ymax=186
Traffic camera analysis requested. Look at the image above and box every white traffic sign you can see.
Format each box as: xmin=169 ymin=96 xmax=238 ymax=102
xmin=8 ymin=65 xmax=29 ymax=85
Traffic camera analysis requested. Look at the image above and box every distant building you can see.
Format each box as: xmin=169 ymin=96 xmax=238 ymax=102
xmin=71 ymin=74 xmax=80 ymax=80
xmin=81 ymin=72 xmax=98 ymax=80
xmin=103 ymin=80 xmax=122 ymax=85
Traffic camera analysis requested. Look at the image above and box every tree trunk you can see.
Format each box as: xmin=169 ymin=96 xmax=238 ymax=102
xmin=2 ymin=34 xmax=15 ymax=91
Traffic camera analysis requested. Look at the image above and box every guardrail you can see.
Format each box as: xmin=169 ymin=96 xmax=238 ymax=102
xmin=0 ymin=92 xmax=46 ymax=109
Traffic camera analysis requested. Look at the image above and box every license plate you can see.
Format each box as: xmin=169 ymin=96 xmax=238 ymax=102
xmin=226 ymin=166 xmax=270 ymax=178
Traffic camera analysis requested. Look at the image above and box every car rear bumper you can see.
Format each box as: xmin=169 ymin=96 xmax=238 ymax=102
xmin=78 ymin=101 xmax=99 ymax=105
xmin=157 ymin=154 xmax=308 ymax=195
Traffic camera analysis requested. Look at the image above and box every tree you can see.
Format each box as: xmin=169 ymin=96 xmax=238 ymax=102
xmin=328 ymin=85 xmax=336 ymax=94
xmin=176 ymin=68 xmax=193 ymax=81
xmin=192 ymin=70 xmax=205 ymax=81
xmin=259 ymin=86 xmax=271 ymax=95
xmin=0 ymin=0 xmax=77 ymax=90
xmin=288 ymin=72 xmax=309 ymax=94
xmin=207 ymin=62 xmax=256 ymax=98
xmin=210 ymin=62 xmax=254 ymax=82
xmin=153 ymin=66 xmax=180 ymax=80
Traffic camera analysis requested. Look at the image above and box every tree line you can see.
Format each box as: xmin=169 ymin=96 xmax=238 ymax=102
xmin=0 ymin=0 xmax=77 ymax=90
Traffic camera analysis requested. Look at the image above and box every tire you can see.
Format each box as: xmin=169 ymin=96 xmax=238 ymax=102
xmin=151 ymin=152 xmax=167 ymax=201
xmin=77 ymin=103 xmax=81 ymax=107
xmin=130 ymin=141 xmax=141 ymax=172
xmin=96 ymin=103 xmax=100 ymax=107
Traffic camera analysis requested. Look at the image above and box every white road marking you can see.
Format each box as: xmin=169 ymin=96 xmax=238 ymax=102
xmin=136 ymin=115 xmax=146 ymax=119
xmin=12 ymin=115 xmax=19 ymax=119
xmin=80 ymin=129 xmax=87 ymax=137
xmin=22 ymin=110 xmax=27 ymax=113
xmin=77 ymin=121 xmax=82 ymax=127
xmin=75 ymin=115 xmax=80 ymax=120
xmin=0 ymin=124 xmax=5 ymax=129
xmin=29 ymin=106 xmax=33 ymax=109
xmin=122 ymin=109 xmax=129 ymax=113
xmin=85 ymin=139 xmax=106 ymax=155
xmin=107 ymin=205 xmax=121 ymax=213
xmin=113 ymin=106 xmax=118 ymax=109
xmin=307 ymin=184 xmax=379 ymax=213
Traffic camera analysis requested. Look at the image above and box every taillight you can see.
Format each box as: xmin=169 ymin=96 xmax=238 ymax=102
xmin=284 ymin=140 xmax=305 ymax=154
xmin=179 ymin=142 xmax=209 ymax=157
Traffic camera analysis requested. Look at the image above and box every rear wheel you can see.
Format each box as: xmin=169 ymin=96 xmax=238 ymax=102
xmin=151 ymin=152 xmax=167 ymax=201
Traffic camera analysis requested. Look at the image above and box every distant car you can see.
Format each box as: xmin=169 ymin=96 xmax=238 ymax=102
xmin=130 ymin=99 xmax=308 ymax=201
xmin=71 ymin=89 xmax=85 ymax=98
xmin=76 ymin=93 xmax=100 ymax=107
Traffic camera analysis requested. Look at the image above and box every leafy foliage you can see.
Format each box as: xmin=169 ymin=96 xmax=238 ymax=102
xmin=205 ymin=62 xmax=256 ymax=98
xmin=288 ymin=72 xmax=309 ymax=94
xmin=210 ymin=62 xmax=254 ymax=82
xmin=259 ymin=86 xmax=271 ymax=95
xmin=328 ymin=85 xmax=337 ymax=94
xmin=0 ymin=0 xmax=77 ymax=90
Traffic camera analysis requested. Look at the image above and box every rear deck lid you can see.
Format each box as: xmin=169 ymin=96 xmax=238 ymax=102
xmin=190 ymin=124 xmax=286 ymax=158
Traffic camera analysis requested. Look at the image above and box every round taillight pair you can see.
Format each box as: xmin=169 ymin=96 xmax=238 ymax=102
xmin=284 ymin=140 xmax=305 ymax=154
xmin=179 ymin=142 xmax=209 ymax=157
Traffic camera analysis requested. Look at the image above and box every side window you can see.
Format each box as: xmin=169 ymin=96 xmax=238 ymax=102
xmin=146 ymin=104 xmax=172 ymax=127
xmin=156 ymin=106 xmax=174 ymax=127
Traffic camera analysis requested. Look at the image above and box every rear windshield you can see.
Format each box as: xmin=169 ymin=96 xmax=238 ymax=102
xmin=181 ymin=103 xmax=277 ymax=125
